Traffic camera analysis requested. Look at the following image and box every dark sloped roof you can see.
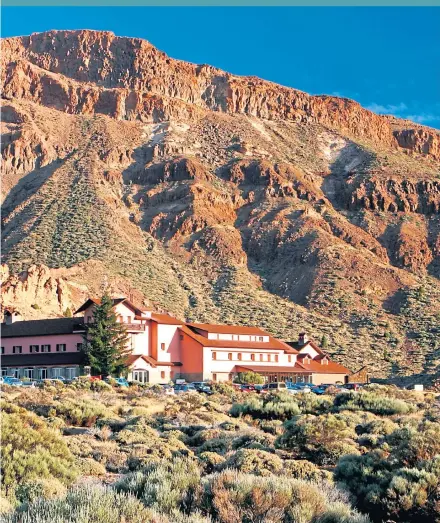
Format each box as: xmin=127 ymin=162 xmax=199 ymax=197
xmin=1 ymin=318 xmax=84 ymax=338
xmin=1 ymin=352 xmax=86 ymax=366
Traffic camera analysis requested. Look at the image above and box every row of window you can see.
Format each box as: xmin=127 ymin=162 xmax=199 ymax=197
xmin=1 ymin=343 xmax=83 ymax=354
xmin=211 ymin=334 xmax=265 ymax=342
xmin=212 ymin=352 xmax=293 ymax=362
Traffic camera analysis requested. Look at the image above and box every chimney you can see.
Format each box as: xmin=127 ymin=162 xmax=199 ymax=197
xmin=298 ymin=332 xmax=309 ymax=345
xmin=4 ymin=310 xmax=21 ymax=324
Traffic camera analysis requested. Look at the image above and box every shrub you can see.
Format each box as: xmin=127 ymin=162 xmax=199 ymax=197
xmin=90 ymin=380 xmax=114 ymax=392
xmin=15 ymin=478 xmax=67 ymax=505
xmin=51 ymin=398 xmax=116 ymax=427
xmin=335 ymin=451 xmax=440 ymax=522
xmin=2 ymin=484 xmax=159 ymax=523
xmin=116 ymin=457 xmax=203 ymax=515
xmin=199 ymin=452 xmax=226 ymax=473
xmin=75 ymin=457 xmax=107 ymax=476
xmin=222 ymin=449 xmax=283 ymax=476
xmin=284 ymin=459 xmax=331 ymax=482
xmin=202 ymin=470 xmax=369 ymax=523
xmin=334 ymin=392 xmax=414 ymax=416
xmin=1 ymin=404 xmax=77 ymax=501
xmin=277 ymin=414 xmax=359 ymax=465
xmin=230 ymin=394 xmax=301 ymax=420
xmin=231 ymin=431 xmax=276 ymax=451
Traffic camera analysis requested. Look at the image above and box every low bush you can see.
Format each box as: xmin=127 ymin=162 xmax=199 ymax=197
xmin=334 ymin=392 xmax=415 ymax=416
xmin=2 ymin=484 xmax=161 ymax=523
xmin=283 ymin=459 xmax=331 ymax=482
xmin=202 ymin=470 xmax=369 ymax=523
xmin=230 ymin=394 xmax=301 ymax=420
xmin=276 ymin=414 xmax=359 ymax=465
xmin=199 ymin=452 xmax=226 ymax=473
xmin=15 ymin=478 xmax=67 ymax=505
xmin=51 ymin=398 xmax=116 ymax=427
xmin=222 ymin=449 xmax=283 ymax=476
xmin=1 ymin=403 xmax=77 ymax=502
xmin=116 ymin=457 xmax=203 ymax=515
xmin=75 ymin=457 xmax=107 ymax=476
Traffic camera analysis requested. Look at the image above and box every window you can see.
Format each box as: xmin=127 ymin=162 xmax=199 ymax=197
xmin=87 ymin=316 xmax=92 ymax=323
xmin=259 ymin=336 xmax=264 ymax=342
xmin=267 ymin=354 xmax=271 ymax=362
xmin=41 ymin=344 xmax=51 ymax=353
xmin=179 ymin=335 xmax=184 ymax=341
xmin=212 ymin=352 xmax=217 ymax=360
xmin=1 ymin=347 xmax=4 ymax=355
xmin=160 ymin=343 xmax=165 ymax=351
xmin=76 ymin=343 xmax=83 ymax=351
xmin=275 ymin=355 xmax=279 ymax=362
xmin=29 ymin=345 xmax=38 ymax=353
xmin=288 ymin=355 xmax=292 ymax=363
xmin=228 ymin=353 xmax=232 ymax=360
xmin=56 ymin=344 xmax=66 ymax=352
xmin=160 ymin=371 xmax=165 ymax=379
xmin=237 ymin=353 xmax=242 ymax=361
xmin=24 ymin=368 xmax=34 ymax=379
xmin=212 ymin=373 xmax=217 ymax=382
xmin=260 ymin=354 xmax=263 ymax=361
xmin=251 ymin=354 xmax=255 ymax=361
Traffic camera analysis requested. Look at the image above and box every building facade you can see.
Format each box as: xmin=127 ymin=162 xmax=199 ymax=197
xmin=1 ymin=298 xmax=351 ymax=384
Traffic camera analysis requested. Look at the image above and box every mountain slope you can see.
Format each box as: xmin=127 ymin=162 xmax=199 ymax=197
xmin=1 ymin=30 xmax=439 ymax=383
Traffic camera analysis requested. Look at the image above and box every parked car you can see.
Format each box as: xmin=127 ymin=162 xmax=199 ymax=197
xmin=287 ymin=383 xmax=311 ymax=393
xmin=105 ymin=377 xmax=129 ymax=387
xmin=240 ymin=384 xmax=256 ymax=392
xmin=259 ymin=382 xmax=288 ymax=394
xmin=21 ymin=380 xmax=37 ymax=388
xmin=191 ymin=382 xmax=213 ymax=393
xmin=174 ymin=383 xmax=197 ymax=394
xmin=161 ymin=384 xmax=176 ymax=395
xmin=344 ymin=383 xmax=363 ymax=391
xmin=3 ymin=377 xmax=23 ymax=387
xmin=311 ymin=384 xmax=332 ymax=395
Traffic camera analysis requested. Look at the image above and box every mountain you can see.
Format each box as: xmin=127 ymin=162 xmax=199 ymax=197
xmin=1 ymin=30 xmax=439 ymax=383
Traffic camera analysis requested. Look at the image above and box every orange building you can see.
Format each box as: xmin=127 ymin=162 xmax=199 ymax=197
xmin=1 ymin=298 xmax=351 ymax=385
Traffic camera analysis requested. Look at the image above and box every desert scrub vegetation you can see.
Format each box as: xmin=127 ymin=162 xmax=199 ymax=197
xmin=0 ymin=402 xmax=77 ymax=503
xmin=1 ymin=382 xmax=438 ymax=522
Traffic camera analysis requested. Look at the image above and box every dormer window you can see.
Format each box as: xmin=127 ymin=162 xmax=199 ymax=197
xmin=251 ymin=354 xmax=255 ymax=361
xmin=237 ymin=353 xmax=242 ymax=361
xmin=258 ymin=337 xmax=263 ymax=342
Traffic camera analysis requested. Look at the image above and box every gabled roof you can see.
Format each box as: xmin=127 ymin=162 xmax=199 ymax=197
xmin=1 ymin=318 xmax=85 ymax=338
xmin=125 ymin=355 xmax=181 ymax=367
xmin=180 ymin=325 xmax=297 ymax=352
xmin=74 ymin=298 xmax=144 ymax=316
xmin=286 ymin=339 xmax=325 ymax=355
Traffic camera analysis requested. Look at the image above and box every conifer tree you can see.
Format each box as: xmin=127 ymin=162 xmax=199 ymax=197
xmin=82 ymin=293 xmax=130 ymax=376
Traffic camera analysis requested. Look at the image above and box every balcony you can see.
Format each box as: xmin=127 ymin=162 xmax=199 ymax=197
xmin=124 ymin=323 xmax=146 ymax=332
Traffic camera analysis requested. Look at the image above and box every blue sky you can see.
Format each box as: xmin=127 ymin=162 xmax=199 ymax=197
xmin=2 ymin=7 xmax=439 ymax=129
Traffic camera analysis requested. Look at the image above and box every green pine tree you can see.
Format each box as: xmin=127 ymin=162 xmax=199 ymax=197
xmin=82 ymin=293 xmax=130 ymax=377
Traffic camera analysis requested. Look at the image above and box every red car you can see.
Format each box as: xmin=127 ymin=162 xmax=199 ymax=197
xmin=240 ymin=384 xmax=256 ymax=392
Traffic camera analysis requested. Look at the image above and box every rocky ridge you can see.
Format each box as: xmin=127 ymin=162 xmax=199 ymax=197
xmin=1 ymin=30 xmax=439 ymax=383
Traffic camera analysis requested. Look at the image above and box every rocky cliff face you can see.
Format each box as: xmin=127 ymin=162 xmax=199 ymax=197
xmin=4 ymin=30 xmax=439 ymax=158
xmin=1 ymin=30 xmax=439 ymax=382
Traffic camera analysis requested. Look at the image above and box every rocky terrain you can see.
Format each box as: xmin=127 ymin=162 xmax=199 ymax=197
xmin=1 ymin=30 xmax=439 ymax=382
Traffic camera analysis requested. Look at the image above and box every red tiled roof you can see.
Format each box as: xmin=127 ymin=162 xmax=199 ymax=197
xmin=125 ymin=355 xmax=181 ymax=367
xmin=150 ymin=313 xmax=183 ymax=325
xmin=188 ymin=322 xmax=271 ymax=335
xmin=180 ymin=325 xmax=297 ymax=352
